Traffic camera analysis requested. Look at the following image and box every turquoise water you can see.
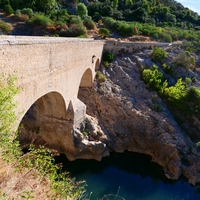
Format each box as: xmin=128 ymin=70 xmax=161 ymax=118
xmin=57 ymin=152 xmax=200 ymax=200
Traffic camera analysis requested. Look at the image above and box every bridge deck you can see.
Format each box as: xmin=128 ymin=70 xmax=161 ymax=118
xmin=0 ymin=35 xmax=103 ymax=45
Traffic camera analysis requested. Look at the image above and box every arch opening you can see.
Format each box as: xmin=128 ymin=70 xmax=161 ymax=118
xmin=95 ymin=58 xmax=100 ymax=71
xmin=77 ymin=68 xmax=94 ymax=106
xmin=18 ymin=92 xmax=74 ymax=152
xmin=79 ymin=68 xmax=93 ymax=88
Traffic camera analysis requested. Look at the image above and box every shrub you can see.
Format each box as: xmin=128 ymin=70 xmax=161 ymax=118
xmin=21 ymin=8 xmax=34 ymax=17
xmin=164 ymin=78 xmax=187 ymax=106
xmin=99 ymin=28 xmax=110 ymax=38
xmin=77 ymin=3 xmax=88 ymax=19
xmin=153 ymin=33 xmax=159 ymax=40
xmin=172 ymin=53 xmax=192 ymax=70
xmin=163 ymin=33 xmax=172 ymax=43
xmin=83 ymin=17 xmax=95 ymax=30
xmin=190 ymin=56 xmax=196 ymax=66
xmin=96 ymin=71 xmax=106 ymax=83
xmin=181 ymin=40 xmax=195 ymax=52
xmin=32 ymin=14 xmax=53 ymax=28
xmin=0 ymin=20 xmax=11 ymax=33
xmin=103 ymin=51 xmax=114 ymax=63
xmin=142 ymin=65 xmax=165 ymax=92
xmin=15 ymin=9 xmax=21 ymax=17
xmin=151 ymin=47 xmax=167 ymax=62
xmin=69 ymin=15 xmax=82 ymax=25
xmin=142 ymin=28 xmax=151 ymax=36
xmin=103 ymin=61 xmax=110 ymax=68
xmin=3 ymin=4 xmax=14 ymax=15
xmin=15 ymin=9 xmax=30 ymax=21
xmin=60 ymin=24 xmax=86 ymax=37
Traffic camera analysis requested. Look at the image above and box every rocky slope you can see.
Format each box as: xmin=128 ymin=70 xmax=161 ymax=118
xmin=78 ymin=46 xmax=200 ymax=185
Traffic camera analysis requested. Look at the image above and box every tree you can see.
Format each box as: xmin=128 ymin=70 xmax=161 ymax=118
xmin=77 ymin=3 xmax=88 ymax=19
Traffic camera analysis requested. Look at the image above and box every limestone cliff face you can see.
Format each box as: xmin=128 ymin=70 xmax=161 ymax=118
xmin=78 ymin=51 xmax=200 ymax=185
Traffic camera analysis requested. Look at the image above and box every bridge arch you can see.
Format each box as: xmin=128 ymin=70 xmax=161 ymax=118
xmin=18 ymin=91 xmax=74 ymax=149
xmin=79 ymin=68 xmax=93 ymax=88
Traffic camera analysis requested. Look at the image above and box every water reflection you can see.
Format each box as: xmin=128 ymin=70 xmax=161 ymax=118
xmin=56 ymin=151 xmax=200 ymax=200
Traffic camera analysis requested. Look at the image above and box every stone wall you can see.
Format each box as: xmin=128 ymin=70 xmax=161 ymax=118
xmin=104 ymin=40 xmax=177 ymax=54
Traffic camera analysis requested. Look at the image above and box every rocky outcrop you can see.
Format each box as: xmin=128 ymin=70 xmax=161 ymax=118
xmin=78 ymin=49 xmax=200 ymax=185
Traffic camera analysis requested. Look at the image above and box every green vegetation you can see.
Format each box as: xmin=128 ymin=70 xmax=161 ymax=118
xmin=0 ymin=74 xmax=85 ymax=199
xmin=83 ymin=16 xmax=95 ymax=30
xmin=96 ymin=71 xmax=107 ymax=83
xmin=0 ymin=0 xmax=200 ymax=47
xmin=142 ymin=64 xmax=200 ymax=141
xmin=102 ymin=51 xmax=114 ymax=68
xmin=103 ymin=51 xmax=114 ymax=63
xmin=99 ymin=28 xmax=110 ymax=38
xmin=172 ymin=53 xmax=194 ymax=70
xmin=151 ymin=47 xmax=167 ymax=62
xmin=77 ymin=3 xmax=88 ymax=19
xmin=3 ymin=4 xmax=14 ymax=15
xmin=0 ymin=20 xmax=11 ymax=33
xmin=0 ymin=0 xmax=200 ymax=46
xmin=29 ymin=13 xmax=53 ymax=28
xmin=142 ymin=65 xmax=165 ymax=92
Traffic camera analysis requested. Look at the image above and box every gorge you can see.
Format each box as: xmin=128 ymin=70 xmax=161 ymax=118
xmin=1 ymin=36 xmax=200 ymax=198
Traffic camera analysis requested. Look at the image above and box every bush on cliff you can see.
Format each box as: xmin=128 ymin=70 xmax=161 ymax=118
xmin=103 ymin=51 xmax=114 ymax=63
xmin=172 ymin=53 xmax=194 ymax=70
xmin=142 ymin=65 xmax=166 ymax=93
xmin=151 ymin=47 xmax=167 ymax=62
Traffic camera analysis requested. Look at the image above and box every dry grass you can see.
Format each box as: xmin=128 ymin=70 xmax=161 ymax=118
xmin=0 ymin=155 xmax=54 ymax=200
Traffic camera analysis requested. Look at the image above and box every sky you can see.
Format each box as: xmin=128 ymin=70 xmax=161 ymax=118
xmin=176 ymin=0 xmax=200 ymax=15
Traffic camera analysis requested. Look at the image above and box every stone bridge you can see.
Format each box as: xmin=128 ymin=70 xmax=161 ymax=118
xmin=0 ymin=36 xmax=105 ymax=160
xmin=0 ymin=36 xmax=174 ymax=161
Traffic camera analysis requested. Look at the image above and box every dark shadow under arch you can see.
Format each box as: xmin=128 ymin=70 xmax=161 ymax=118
xmin=22 ymin=92 xmax=67 ymax=121
xmin=18 ymin=92 xmax=74 ymax=149
xmin=95 ymin=58 xmax=100 ymax=71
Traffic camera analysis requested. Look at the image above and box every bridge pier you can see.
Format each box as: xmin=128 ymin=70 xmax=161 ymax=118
xmin=67 ymin=98 xmax=86 ymax=128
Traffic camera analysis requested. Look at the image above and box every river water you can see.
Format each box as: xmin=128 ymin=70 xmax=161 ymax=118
xmin=57 ymin=151 xmax=200 ymax=200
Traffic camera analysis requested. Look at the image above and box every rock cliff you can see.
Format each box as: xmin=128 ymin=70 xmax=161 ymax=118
xmin=78 ymin=47 xmax=200 ymax=185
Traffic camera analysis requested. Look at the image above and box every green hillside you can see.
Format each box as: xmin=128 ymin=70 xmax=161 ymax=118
xmin=0 ymin=0 xmax=200 ymax=50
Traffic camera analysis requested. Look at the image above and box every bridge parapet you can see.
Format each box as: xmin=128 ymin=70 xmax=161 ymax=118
xmin=104 ymin=40 xmax=181 ymax=54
